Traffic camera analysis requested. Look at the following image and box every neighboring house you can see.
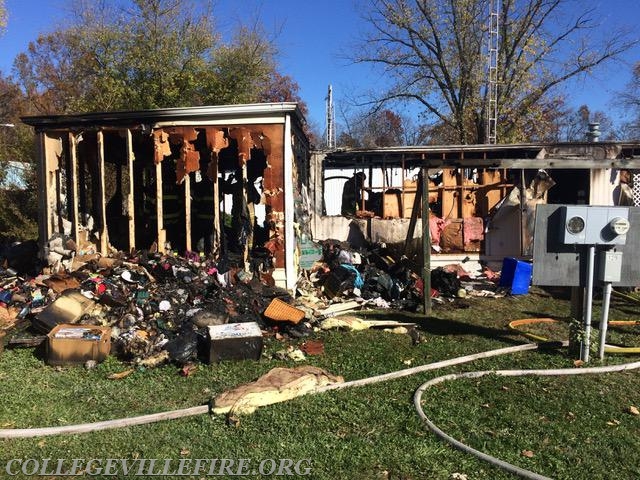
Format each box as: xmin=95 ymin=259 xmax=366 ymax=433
xmin=0 ymin=161 xmax=31 ymax=190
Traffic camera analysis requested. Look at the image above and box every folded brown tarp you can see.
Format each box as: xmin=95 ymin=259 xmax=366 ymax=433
xmin=213 ymin=366 xmax=344 ymax=415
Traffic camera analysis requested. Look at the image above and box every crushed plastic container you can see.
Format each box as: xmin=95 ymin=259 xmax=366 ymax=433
xmin=499 ymin=257 xmax=532 ymax=295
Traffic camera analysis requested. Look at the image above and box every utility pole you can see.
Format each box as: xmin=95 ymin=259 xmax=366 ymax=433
xmin=325 ymin=85 xmax=335 ymax=149
xmin=486 ymin=0 xmax=499 ymax=144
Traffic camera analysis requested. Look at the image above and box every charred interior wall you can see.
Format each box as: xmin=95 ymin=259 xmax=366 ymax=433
xmin=311 ymin=150 xmax=630 ymax=260
xmin=36 ymin=119 xmax=308 ymax=289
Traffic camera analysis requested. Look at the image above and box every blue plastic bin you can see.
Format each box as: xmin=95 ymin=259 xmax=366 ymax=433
xmin=499 ymin=257 xmax=532 ymax=295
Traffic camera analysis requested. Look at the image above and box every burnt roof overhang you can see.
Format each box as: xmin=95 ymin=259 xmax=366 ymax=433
xmin=21 ymin=102 xmax=305 ymax=131
xmin=321 ymin=142 xmax=640 ymax=170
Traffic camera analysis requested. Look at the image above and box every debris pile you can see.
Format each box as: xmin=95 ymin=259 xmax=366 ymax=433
xmin=0 ymin=234 xmax=503 ymax=366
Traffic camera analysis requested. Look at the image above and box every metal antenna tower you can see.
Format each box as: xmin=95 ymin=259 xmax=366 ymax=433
xmin=486 ymin=0 xmax=499 ymax=144
xmin=325 ymin=84 xmax=336 ymax=149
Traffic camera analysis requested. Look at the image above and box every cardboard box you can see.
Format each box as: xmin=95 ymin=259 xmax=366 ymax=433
xmin=207 ymin=322 xmax=263 ymax=363
xmin=35 ymin=290 xmax=96 ymax=333
xmin=46 ymin=324 xmax=111 ymax=366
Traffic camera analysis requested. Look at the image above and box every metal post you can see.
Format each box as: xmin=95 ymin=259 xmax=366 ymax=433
xmin=422 ymin=168 xmax=432 ymax=315
xmin=519 ymin=169 xmax=526 ymax=256
xmin=581 ymin=245 xmax=596 ymax=362
xmin=598 ymin=282 xmax=613 ymax=360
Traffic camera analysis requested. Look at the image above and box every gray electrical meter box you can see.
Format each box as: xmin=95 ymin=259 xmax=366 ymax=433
xmin=560 ymin=206 xmax=630 ymax=245
xmin=533 ymin=205 xmax=640 ymax=287
xmin=599 ymin=251 xmax=623 ymax=282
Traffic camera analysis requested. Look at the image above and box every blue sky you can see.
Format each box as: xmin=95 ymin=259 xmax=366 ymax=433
xmin=1 ymin=0 xmax=640 ymax=132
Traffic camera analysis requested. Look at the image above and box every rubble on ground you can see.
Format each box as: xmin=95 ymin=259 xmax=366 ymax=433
xmin=0 ymin=235 xmax=505 ymax=366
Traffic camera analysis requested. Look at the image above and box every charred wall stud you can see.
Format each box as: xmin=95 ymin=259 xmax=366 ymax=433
xmin=68 ymin=132 xmax=80 ymax=250
xmin=126 ymin=129 xmax=136 ymax=252
xmin=96 ymin=131 xmax=109 ymax=255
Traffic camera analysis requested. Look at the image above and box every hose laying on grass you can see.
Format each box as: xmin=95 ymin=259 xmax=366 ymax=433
xmin=0 ymin=405 xmax=210 ymax=439
xmin=611 ymin=289 xmax=640 ymax=305
xmin=413 ymin=360 xmax=640 ymax=480
xmin=0 ymin=342 xmax=546 ymax=439
xmin=508 ymin=318 xmax=640 ymax=353
xmin=2 ymin=335 xmax=640 ymax=480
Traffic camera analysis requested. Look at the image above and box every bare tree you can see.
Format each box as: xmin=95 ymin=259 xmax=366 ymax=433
xmin=0 ymin=0 xmax=6 ymax=37
xmin=619 ymin=62 xmax=640 ymax=138
xmin=336 ymin=106 xmax=411 ymax=147
xmin=353 ymin=0 xmax=638 ymax=144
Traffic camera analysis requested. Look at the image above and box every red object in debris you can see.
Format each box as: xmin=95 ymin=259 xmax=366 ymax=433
xmin=413 ymin=278 xmax=424 ymax=298
xmin=444 ymin=263 xmax=470 ymax=280
xmin=431 ymin=288 xmax=440 ymax=298
xmin=300 ymin=340 xmax=324 ymax=356
xmin=95 ymin=283 xmax=107 ymax=295
xmin=180 ymin=364 xmax=198 ymax=377
xmin=483 ymin=266 xmax=499 ymax=281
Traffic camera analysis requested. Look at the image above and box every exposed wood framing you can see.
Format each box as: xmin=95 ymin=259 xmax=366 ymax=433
xmin=480 ymin=169 xmax=505 ymax=215
xmin=96 ymin=131 xmax=108 ymax=255
xmin=212 ymin=161 xmax=220 ymax=254
xmin=184 ymin=174 xmax=191 ymax=252
xmin=441 ymin=168 xmax=458 ymax=219
xmin=23 ymin=104 xmax=309 ymax=292
xmin=68 ymin=132 xmax=80 ymax=248
xmin=241 ymin=161 xmax=250 ymax=268
xmin=381 ymin=157 xmax=387 ymax=218
xmin=181 ymin=129 xmax=199 ymax=255
xmin=42 ymin=133 xmax=63 ymax=243
xmin=206 ymin=128 xmax=227 ymax=255
xmin=227 ymin=127 xmax=252 ymax=267
xmin=260 ymin=124 xmax=286 ymax=269
xmin=155 ymin=161 xmax=165 ymax=253
xmin=126 ymin=129 xmax=136 ymax=251
xmin=36 ymin=133 xmax=48 ymax=254
xmin=284 ymin=115 xmax=295 ymax=291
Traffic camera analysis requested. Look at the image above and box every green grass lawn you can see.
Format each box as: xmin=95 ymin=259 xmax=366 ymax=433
xmin=1 ymin=289 xmax=640 ymax=479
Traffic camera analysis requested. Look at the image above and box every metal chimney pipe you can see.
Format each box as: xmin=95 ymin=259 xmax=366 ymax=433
xmin=586 ymin=122 xmax=600 ymax=142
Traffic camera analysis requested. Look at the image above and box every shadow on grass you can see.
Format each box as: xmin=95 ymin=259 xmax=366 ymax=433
xmin=360 ymin=309 xmax=524 ymax=346
xmin=521 ymin=311 xmax=570 ymax=320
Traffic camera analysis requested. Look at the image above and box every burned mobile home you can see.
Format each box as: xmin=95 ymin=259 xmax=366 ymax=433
xmin=22 ymin=103 xmax=310 ymax=291
xmin=20 ymin=102 xmax=640 ymax=292
xmin=310 ymin=142 xmax=640 ymax=265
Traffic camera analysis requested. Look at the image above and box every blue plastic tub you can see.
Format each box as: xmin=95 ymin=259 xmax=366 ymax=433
xmin=499 ymin=257 xmax=532 ymax=295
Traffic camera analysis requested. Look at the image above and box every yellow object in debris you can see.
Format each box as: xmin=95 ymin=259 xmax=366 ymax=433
xmin=213 ymin=366 xmax=344 ymax=415
xmin=320 ymin=316 xmax=370 ymax=331
xmin=320 ymin=316 xmax=417 ymax=331
xmin=384 ymin=326 xmax=409 ymax=335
